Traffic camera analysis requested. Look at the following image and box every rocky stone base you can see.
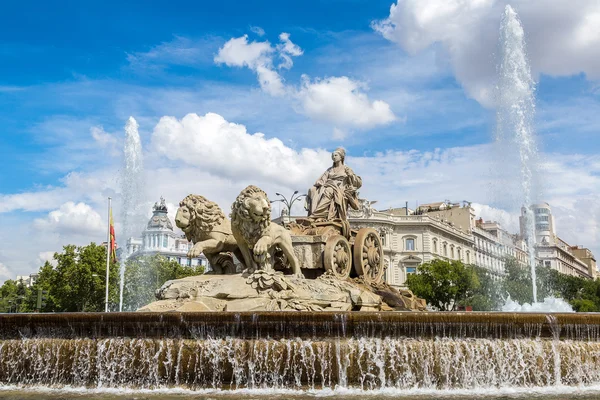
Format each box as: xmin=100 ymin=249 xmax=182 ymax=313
xmin=138 ymin=271 xmax=427 ymax=312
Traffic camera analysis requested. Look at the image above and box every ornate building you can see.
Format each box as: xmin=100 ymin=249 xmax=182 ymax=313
xmin=520 ymin=203 xmax=595 ymax=279
xmin=349 ymin=203 xmax=474 ymax=288
xmin=125 ymin=197 xmax=208 ymax=268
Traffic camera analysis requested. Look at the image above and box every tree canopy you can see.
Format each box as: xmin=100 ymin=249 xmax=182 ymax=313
xmin=0 ymin=243 xmax=203 ymax=313
xmin=405 ymin=259 xmax=480 ymax=311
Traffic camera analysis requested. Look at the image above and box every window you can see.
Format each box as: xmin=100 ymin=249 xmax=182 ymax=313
xmin=545 ymin=260 xmax=551 ymax=267
xmin=433 ymin=240 xmax=438 ymax=254
xmin=450 ymin=246 xmax=455 ymax=259
xmin=457 ymin=248 xmax=461 ymax=260
xmin=406 ymin=238 xmax=415 ymax=251
xmin=443 ymin=243 xmax=448 ymax=257
xmin=380 ymin=234 xmax=386 ymax=246
xmin=406 ymin=266 xmax=416 ymax=274
xmin=162 ymin=235 xmax=168 ymax=248
xmin=466 ymin=251 xmax=470 ymax=264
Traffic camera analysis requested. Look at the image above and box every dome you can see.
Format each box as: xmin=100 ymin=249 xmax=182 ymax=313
xmin=146 ymin=197 xmax=173 ymax=231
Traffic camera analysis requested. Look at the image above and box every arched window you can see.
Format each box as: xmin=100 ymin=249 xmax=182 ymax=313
xmin=450 ymin=245 xmax=455 ymax=259
xmin=457 ymin=248 xmax=462 ymax=260
xmin=466 ymin=251 xmax=471 ymax=264
xmin=432 ymin=239 xmax=438 ymax=254
xmin=443 ymin=243 xmax=448 ymax=257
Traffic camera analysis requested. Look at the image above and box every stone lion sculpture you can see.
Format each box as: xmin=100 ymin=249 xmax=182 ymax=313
xmin=230 ymin=185 xmax=302 ymax=278
xmin=175 ymin=194 xmax=243 ymax=274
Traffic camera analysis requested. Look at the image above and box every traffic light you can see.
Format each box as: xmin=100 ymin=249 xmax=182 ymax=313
xmin=36 ymin=288 xmax=48 ymax=311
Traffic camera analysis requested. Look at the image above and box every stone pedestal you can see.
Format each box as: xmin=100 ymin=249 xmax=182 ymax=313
xmin=138 ymin=271 xmax=426 ymax=312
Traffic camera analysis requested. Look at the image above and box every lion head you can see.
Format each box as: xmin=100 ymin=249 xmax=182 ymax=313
xmin=230 ymin=185 xmax=271 ymax=246
xmin=175 ymin=194 xmax=225 ymax=242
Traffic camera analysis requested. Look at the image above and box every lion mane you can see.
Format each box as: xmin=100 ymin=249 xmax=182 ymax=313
xmin=230 ymin=185 xmax=271 ymax=247
xmin=179 ymin=194 xmax=225 ymax=242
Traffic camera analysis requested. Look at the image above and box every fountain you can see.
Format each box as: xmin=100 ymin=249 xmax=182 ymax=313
xmin=2 ymin=312 xmax=600 ymax=391
xmin=119 ymin=117 xmax=146 ymax=311
xmin=495 ymin=5 xmax=541 ymax=304
xmin=0 ymin=6 xmax=595 ymax=399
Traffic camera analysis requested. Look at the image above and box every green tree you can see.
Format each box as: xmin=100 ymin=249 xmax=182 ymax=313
xmin=469 ymin=265 xmax=503 ymax=311
xmin=405 ymin=259 xmax=479 ymax=311
xmin=32 ymin=243 xmax=120 ymax=312
xmin=123 ymin=255 xmax=204 ymax=311
xmin=502 ymin=256 xmax=534 ymax=304
xmin=0 ymin=279 xmax=31 ymax=312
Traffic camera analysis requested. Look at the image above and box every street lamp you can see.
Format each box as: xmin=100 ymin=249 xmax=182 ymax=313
xmin=271 ymin=191 xmax=307 ymax=216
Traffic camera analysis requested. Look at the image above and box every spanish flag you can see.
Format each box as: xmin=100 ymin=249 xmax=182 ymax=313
xmin=109 ymin=208 xmax=117 ymax=263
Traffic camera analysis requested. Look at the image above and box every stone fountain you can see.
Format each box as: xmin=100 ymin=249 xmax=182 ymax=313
xmin=3 ymin=146 xmax=600 ymax=393
xmin=140 ymin=147 xmax=426 ymax=313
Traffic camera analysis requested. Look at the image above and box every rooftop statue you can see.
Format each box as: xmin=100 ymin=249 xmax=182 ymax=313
xmin=306 ymin=147 xmax=362 ymax=222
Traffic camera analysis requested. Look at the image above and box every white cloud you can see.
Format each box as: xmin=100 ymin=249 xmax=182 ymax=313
xmin=214 ymin=34 xmax=286 ymax=96
xmin=250 ymin=26 xmax=266 ymax=37
xmin=127 ymin=36 xmax=215 ymax=71
xmin=277 ymin=32 xmax=303 ymax=70
xmin=215 ymin=33 xmax=396 ymax=130
xmin=37 ymin=251 xmax=57 ymax=267
xmin=0 ymin=262 xmax=11 ymax=282
xmin=296 ymin=76 xmax=396 ymax=129
xmin=214 ymin=34 xmax=274 ymax=69
xmin=151 ymin=112 xmax=331 ymax=187
xmin=90 ymin=126 xmax=120 ymax=157
xmin=471 ymin=203 xmax=520 ymax=233
xmin=373 ymin=0 xmax=600 ymax=106
xmin=33 ymin=202 xmax=106 ymax=238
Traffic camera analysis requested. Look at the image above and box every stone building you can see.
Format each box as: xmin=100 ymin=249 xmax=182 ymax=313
xmin=349 ymin=205 xmax=474 ymax=288
xmin=125 ymin=197 xmax=208 ymax=268
xmin=520 ymin=203 xmax=595 ymax=279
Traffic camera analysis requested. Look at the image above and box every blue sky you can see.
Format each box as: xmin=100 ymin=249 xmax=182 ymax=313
xmin=0 ymin=0 xmax=599 ymax=279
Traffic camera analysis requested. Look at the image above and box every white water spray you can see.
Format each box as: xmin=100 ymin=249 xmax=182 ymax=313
xmin=119 ymin=117 xmax=146 ymax=311
xmin=496 ymin=5 xmax=540 ymax=302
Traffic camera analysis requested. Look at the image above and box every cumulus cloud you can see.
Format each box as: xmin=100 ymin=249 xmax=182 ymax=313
xmin=151 ymin=112 xmax=331 ymax=188
xmin=373 ymin=0 xmax=600 ymax=106
xmin=215 ymin=32 xmax=396 ymax=130
xmin=214 ymin=34 xmax=285 ymax=96
xmin=33 ymin=202 xmax=105 ymax=238
xmin=296 ymin=76 xmax=396 ymax=129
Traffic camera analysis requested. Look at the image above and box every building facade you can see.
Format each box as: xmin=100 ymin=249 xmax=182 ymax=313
xmin=349 ymin=205 xmax=474 ymax=288
xmin=125 ymin=197 xmax=208 ymax=268
xmin=520 ymin=203 xmax=595 ymax=279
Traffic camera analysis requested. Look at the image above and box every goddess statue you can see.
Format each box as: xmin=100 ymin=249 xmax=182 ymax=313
xmin=305 ymin=148 xmax=362 ymax=221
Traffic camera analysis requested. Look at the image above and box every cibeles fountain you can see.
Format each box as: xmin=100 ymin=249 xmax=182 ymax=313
xmin=3 ymin=147 xmax=600 ymax=394
xmin=3 ymin=6 xmax=600 ymax=397
xmin=139 ymin=147 xmax=426 ymax=313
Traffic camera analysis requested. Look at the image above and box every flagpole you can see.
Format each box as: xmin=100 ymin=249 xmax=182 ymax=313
xmin=105 ymin=197 xmax=111 ymax=312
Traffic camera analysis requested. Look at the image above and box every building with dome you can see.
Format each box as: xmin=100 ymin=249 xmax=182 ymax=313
xmin=124 ymin=197 xmax=208 ymax=268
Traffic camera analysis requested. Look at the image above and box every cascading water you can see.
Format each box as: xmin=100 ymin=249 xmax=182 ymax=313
xmin=496 ymin=5 xmax=540 ymax=303
xmin=119 ymin=117 xmax=146 ymax=311
xmin=2 ymin=312 xmax=600 ymax=392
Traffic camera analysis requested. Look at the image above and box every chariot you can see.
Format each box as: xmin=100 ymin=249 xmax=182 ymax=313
xmin=283 ymin=218 xmax=385 ymax=284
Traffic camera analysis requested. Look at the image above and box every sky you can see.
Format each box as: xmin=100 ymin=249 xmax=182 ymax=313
xmin=1 ymin=0 xmax=599 ymax=282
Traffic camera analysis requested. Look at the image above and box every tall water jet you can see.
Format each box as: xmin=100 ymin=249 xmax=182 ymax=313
xmin=496 ymin=5 xmax=540 ymax=302
xmin=119 ymin=117 xmax=146 ymax=311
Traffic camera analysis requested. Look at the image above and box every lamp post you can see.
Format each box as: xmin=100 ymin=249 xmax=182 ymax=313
xmin=270 ymin=191 xmax=307 ymax=217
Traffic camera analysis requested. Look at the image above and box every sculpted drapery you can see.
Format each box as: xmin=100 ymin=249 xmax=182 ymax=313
xmin=306 ymin=148 xmax=362 ymax=221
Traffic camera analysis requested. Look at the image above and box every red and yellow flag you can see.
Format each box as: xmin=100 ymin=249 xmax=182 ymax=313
xmin=109 ymin=208 xmax=117 ymax=263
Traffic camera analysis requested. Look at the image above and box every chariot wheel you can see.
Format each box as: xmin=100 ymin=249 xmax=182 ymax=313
xmin=323 ymin=235 xmax=352 ymax=279
xmin=353 ymin=228 xmax=384 ymax=284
